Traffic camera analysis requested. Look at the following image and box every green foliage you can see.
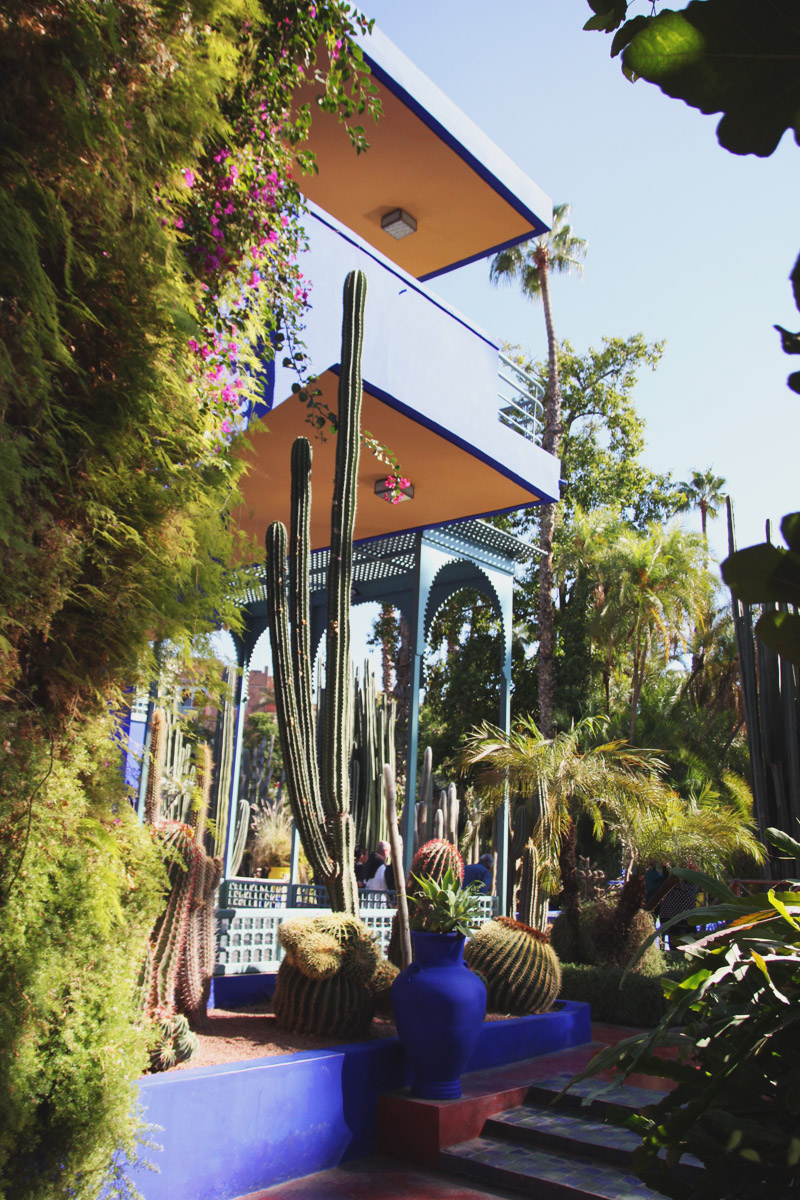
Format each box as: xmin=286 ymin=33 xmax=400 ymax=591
xmin=722 ymin=511 xmax=800 ymax=666
xmin=569 ymin=851 xmax=800 ymax=1198
xmin=421 ymin=588 xmax=502 ymax=774
xmin=588 ymin=0 xmax=800 ymax=158
xmin=407 ymin=868 xmax=484 ymax=936
xmin=464 ymin=916 xmax=562 ymax=1015
xmin=272 ymin=913 xmax=383 ymax=1037
xmin=265 ymin=271 xmax=367 ymax=913
xmin=585 ymin=1 xmax=800 ymax=395
xmin=0 ymin=712 xmax=164 ymax=1200
xmin=0 ymin=0 xmax=377 ymax=715
xmin=569 ymin=893 xmax=665 ymax=976
xmin=558 ymin=963 xmax=672 ymax=1027
xmin=508 ymin=335 xmax=672 ymax=526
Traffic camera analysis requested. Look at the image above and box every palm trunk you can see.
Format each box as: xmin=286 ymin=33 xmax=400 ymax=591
xmin=629 ymin=642 xmax=648 ymax=744
xmin=536 ymin=256 xmax=561 ymax=739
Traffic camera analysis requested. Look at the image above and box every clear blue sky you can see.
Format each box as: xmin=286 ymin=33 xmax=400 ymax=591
xmin=362 ymin=0 xmax=799 ymax=563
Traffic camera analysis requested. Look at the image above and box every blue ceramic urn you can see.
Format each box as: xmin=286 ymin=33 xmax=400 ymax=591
xmin=391 ymin=930 xmax=487 ymax=1099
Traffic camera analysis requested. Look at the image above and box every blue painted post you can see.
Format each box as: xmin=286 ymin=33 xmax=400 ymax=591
xmin=496 ymin=572 xmax=514 ymax=916
xmin=400 ymin=538 xmax=424 ymax=880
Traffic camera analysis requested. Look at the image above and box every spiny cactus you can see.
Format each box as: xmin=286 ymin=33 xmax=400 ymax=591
xmin=509 ymin=804 xmax=532 ymax=860
xmin=148 ymin=1012 xmax=198 ymax=1073
xmin=518 ymin=839 xmax=546 ymax=929
xmin=265 ymin=271 xmax=367 ymax=914
xmin=387 ymin=838 xmax=466 ymax=966
xmin=144 ymin=707 xmax=166 ymax=825
xmin=272 ymin=913 xmax=383 ymax=1037
xmin=410 ymin=838 xmax=464 ymax=886
xmin=139 ymin=739 xmax=223 ymax=1059
xmin=464 ymin=916 xmax=561 ymax=1015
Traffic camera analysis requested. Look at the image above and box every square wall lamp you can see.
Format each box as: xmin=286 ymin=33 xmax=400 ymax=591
xmin=381 ymin=208 xmax=417 ymax=239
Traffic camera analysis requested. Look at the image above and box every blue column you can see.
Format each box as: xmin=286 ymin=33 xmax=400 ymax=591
xmin=400 ymin=538 xmax=423 ymax=880
xmin=495 ymin=571 xmax=514 ymax=916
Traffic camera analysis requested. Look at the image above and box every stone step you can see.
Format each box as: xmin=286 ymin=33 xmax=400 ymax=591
xmin=485 ymin=1101 xmax=703 ymax=1176
xmin=485 ymin=1103 xmax=647 ymax=1168
xmin=524 ymin=1072 xmax=668 ymax=1120
xmin=441 ymin=1136 xmax=665 ymax=1200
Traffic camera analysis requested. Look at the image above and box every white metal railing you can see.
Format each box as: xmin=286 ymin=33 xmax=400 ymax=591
xmin=498 ymin=352 xmax=544 ymax=444
xmin=215 ymin=890 xmax=499 ymax=974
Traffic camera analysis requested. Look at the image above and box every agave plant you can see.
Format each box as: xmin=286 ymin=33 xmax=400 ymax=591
xmin=407 ymin=868 xmax=484 ymax=937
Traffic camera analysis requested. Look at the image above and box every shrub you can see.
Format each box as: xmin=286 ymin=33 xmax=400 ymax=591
xmin=558 ymin=963 xmax=671 ymax=1027
xmin=0 ymin=712 xmax=164 ymax=1200
xmin=551 ymin=891 xmax=665 ymax=977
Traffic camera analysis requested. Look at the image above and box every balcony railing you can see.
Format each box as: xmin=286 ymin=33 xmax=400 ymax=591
xmin=498 ymin=352 xmax=544 ymax=444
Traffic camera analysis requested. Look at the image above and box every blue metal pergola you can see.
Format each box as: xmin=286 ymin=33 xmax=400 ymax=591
xmin=223 ymin=518 xmax=533 ymax=914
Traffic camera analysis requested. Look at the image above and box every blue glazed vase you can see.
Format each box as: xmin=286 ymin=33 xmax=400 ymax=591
xmin=391 ymin=930 xmax=487 ymax=1099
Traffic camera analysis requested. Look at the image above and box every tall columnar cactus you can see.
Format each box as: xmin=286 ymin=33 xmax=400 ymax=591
xmin=272 ymin=913 xmax=382 ymax=1037
xmin=265 ymin=271 xmax=366 ymax=913
xmin=414 ymin=746 xmax=435 ymax=852
xmin=464 ymin=916 xmax=561 ymax=1015
xmin=212 ymin=669 xmax=236 ymax=859
xmin=139 ymin=739 xmax=223 ymax=1064
xmin=518 ymin=839 xmax=545 ymax=929
xmin=144 ymin=707 xmax=166 ymax=825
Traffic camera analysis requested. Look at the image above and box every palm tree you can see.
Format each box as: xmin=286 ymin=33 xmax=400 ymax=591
xmin=588 ymin=519 xmax=709 ymax=743
xmin=613 ymin=783 xmax=765 ymax=878
xmin=675 ymin=467 xmax=727 ymax=542
xmin=490 ymin=204 xmax=587 ymax=737
xmin=459 ymin=714 xmax=669 ymax=908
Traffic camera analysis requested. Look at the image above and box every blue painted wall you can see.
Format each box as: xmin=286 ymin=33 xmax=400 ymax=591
xmin=263 ymin=206 xmax=560 ymax=505
xmin=128 ymin=1001 xmax=590 ymax=1200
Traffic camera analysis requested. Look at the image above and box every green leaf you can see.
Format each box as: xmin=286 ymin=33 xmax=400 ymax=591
xmin=620 ymin=0 xmax=800 ymax=157
xmin=721 ymin=542 xmax=800 ymax=605
xmin=782 ymin=513 xmax=800 ymax=555
xmin=766 ymin=888 xmax=800 ymax=930
xmin=767 ymin=826 xmax=800 ymax=859
xmin=755 ymin=610 xmax=800 ymax=667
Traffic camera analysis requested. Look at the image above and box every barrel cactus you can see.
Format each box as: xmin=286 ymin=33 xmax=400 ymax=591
xmin=272 ymin=913 xmax=385 ymax=1037
xmin=411 ymin=838 xmax=464 ymax=886
xmin=464 ymin=916 xmax=561 ymax=1015
xmin=387 ymin=839 xmax=466 ymax=966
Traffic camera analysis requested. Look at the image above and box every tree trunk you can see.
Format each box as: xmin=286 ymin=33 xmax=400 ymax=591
xmin=535 ymin=255 xmax=561 ymax=738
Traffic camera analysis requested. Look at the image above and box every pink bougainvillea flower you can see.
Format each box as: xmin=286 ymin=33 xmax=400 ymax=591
xmin=183 ymin=168 xmax=195 ymax=188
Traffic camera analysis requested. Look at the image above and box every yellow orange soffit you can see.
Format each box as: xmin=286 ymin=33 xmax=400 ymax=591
xmin=294 ymin=33 xmax=550 ymax=280
xmin=234 ymin=373 xmax=541 ymax=553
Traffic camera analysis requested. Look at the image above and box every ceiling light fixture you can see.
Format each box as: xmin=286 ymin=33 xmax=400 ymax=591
xmin=381 ymin=208 xmax=417 ymax=240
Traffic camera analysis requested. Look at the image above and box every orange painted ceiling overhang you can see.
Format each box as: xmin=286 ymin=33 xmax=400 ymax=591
xmin=235 ymin=370 xmax=547 ymax=552
xmin=296 ymin=27 xmax=552 ymax=281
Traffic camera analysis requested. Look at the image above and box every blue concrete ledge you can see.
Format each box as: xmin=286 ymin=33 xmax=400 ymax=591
xmin=209 ymin=970 xmax=278 ymax=1010
xmin=128 ymin=1000 xmax=590 ymax=1200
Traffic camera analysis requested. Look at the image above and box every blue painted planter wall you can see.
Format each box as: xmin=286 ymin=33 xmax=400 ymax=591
xmin=128 ymin=1000 xmax=590 ymax=1200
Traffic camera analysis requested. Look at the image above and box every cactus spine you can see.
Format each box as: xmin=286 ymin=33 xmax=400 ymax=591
xmin=139 ymin=738 xmax=222 ymax=1067
xmin=410 ymin=838 xmax=465 ymax=886
xmin=464 ymin=916 xmax=561 ymax=1015
xmin=272 ymin=913 xmax=382 ymax=1037
xmin=265 ymin=271 xmax=366 ymax=914
xmin=518 ymin=839 xmax=548 ymax=930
